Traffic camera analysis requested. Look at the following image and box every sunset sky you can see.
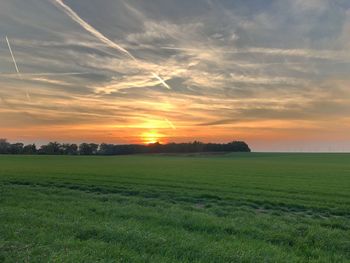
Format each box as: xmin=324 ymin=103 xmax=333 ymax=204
xmin=1 ymin=0 xmax=350 ymax=151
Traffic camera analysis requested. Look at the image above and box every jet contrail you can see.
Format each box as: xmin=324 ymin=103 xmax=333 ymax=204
xmin=23 ymin=72 xmax=90 ymax=76
xmin=25 ymin=91 xmax=31 ymax=101
xmin=5 ymin=36 xmax=31 ymax=100
xmin=5 ymin=36 xmax=21 ymax=77
xmin=152 ymin=73 xmax=171 ymax=90
xmin=52 ymin=0 xmax=171 ymax=90
xmin=0 ymin=72 xmax=90 ymax=77
xmin=52 ymin=0 xmax=136 ymax=61
xmin=151 ymin=73 xmax=171 ymax=90
xmin=165 ymin=118 xmax=176 ymax=129
xmin=161 ymin=47 xmax=201 ymax=52
xmin=4 ymin=37 xmax=92 ymax=80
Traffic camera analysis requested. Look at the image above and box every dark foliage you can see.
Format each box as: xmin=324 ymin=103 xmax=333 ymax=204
xmin=38 ymin=142 xmax=61 ymax=155
xmin=0 ymin=139 xmax=29 ymax=154
xmin=79 ymin=143 xmax=99 ymax=155
xmin=23 ymin=144 xmax=37 ymax=154
xmin=61 ymin=144 xmax=78 ymax=155
xmin=0 ymin=138 xmax=251 ymax=155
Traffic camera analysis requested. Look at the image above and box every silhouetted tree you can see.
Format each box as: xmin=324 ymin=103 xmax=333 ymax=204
xmin=39 ymin=142 xmax=61 ymax=155
xmin=23 ymin=144 xmax=37 ymax=154
xmin=79 ymin=143 xmax=98 ymax=155
xmin=0 ymin=139 xmax=10 ymax=154
xmin=99 ymin=143 xmax=118 ymax=155
xmin=8 ymin=143 xmax=24 ymax=154
xmin=61 ymin=144 xmax=78 ymax=155
xmin=0 ymin=139 xmax=251 ymax=155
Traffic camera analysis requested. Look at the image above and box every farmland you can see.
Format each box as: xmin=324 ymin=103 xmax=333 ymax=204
xmin=0 ymin=153 xmax=349 ymax=262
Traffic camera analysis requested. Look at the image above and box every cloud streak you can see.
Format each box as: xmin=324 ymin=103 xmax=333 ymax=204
xmin=52 ymin=0 xmax=136 ymax=60
xmin=0 ymin=72 xmax=91 ymax=77
xmin=5 ymin=36 xmax=32 ymax=100
xmin=165 ymin=118 xmax=176 ymax=129
xmin=5 ymin=36 xmax=21 ymax=77
xmin=2 ymin=0 xmax=350 ymax=151
xmin=52 ymin=0 xmax=172 ymax=90
xmin=151 ymin=73 xmax=171 ymax=90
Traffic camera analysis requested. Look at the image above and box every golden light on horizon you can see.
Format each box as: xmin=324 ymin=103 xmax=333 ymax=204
xmin=141 ymin=130 xmax=164 ymax=144
xmin=1 ymin=0 xmax=350 ymax=152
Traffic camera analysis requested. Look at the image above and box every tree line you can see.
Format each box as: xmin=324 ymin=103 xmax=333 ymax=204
xmin=0 ymin=139 xmax=251 ymax=155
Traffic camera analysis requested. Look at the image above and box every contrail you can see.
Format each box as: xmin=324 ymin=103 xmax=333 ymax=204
xmin=25 ymin=91 xmax=31 ymax=101
xmin=4 ymin=37 xmax=92 ymax=80
xmin=52 ymin=0 xmax=171 ymax=90
xmin=152 ymin=73 xmax=171 ymax=90
xmin=165 ymin=118 xmax=176 ymax=130
xmin=0 ymin=72 xmax=91 ymax=77
xmin=5 ymin=36 xmax=31 ymax=100
xmin=161 ymin=47 xmax=201 ymax=52
xmin=52 ymin=0 xmax=136 ymax=61
xmin=24 ymin=72 xmax=90 ymax=76
xmin=161 ymin=46 xmax=239 ymax=54
xmin=5 ymin=36 xmax=21 ymax=77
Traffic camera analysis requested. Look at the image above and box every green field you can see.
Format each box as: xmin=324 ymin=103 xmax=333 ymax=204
xmin=0 ymin=154 xmax=349 ymax=262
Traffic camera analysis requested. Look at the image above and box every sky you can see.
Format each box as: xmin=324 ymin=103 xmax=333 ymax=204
xmin=1 ymin=0 xmax=350 ymax=151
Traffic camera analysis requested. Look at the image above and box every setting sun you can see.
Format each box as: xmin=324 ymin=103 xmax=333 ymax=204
xmin=141 ymin=130 xmax=164 ymax=144
xmin=1 ymin=0 xmax=350 ymax=261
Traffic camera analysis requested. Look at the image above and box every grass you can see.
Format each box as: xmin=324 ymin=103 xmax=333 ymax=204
xmin=0 ymin=153 xmax=349 ymax=262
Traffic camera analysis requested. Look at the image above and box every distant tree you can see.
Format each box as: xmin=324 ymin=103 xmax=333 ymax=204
xmin=192 ymin=141 xmax=205 ymax=152
xmin=99 ymin=143 xmax=117 ymax=155
xmin=23 ymin=144 xmax=37 ymax=154
xmin=0 ymin=139 xmax=251 ymax=155
xmin=39 ymin=142 xmax=62 ymax=155
xmin=79 ymin=143 xmax=99 ymax=155
xmin=226 ymin=141 xmax=251 ymax=152
xmin=148 ymin=142 xmax=162 ymax=153
xmin=8 ymin=143 xmax=24 ymax=154
xmin=0 ymin=139 xmax=10 ymax=154
xmin=61 ymin=144 xmax=78 ymax=155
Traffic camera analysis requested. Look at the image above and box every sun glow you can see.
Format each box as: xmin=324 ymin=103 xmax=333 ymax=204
xmin=142 ymin=130 xmax=164 ymax=144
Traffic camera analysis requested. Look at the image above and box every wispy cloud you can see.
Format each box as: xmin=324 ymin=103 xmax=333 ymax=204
xmin=5 ymin=36 xmax=21 ymax=76
xmin=241 ymin=47 xmax=350 ymax=60
xmin=0 ymin=72 xmax=90 ymax=77
xmin=1 ymin=0 xmax=350 ymax=151
xmin=5 ymin=36 xmax=32 ymax=100
xmin=52 ymin=0 xmax=136 ymax=60
xmin=52 ymin=0 xmax=172 ymax=90
xmin=151 ymin=73 xmax=171 ymax=90
xmin=165 ymin=118 xmax=176 ymax=129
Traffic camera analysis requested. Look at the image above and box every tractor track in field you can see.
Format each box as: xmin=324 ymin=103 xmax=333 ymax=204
xmin=3 ymin=180 xmax=350 ymax=220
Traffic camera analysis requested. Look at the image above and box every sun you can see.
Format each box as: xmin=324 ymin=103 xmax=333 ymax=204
xmin=141 ymin=130 xmax=163 ymax=144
